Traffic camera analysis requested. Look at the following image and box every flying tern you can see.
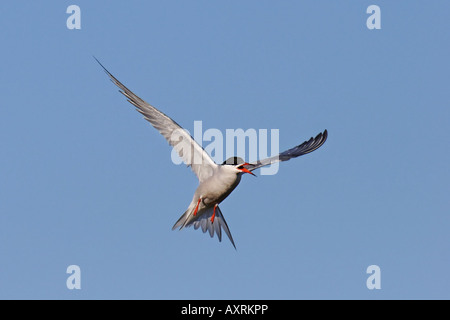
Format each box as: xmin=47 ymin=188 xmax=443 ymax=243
xmin=96 ymin=58 xmax=327 ymax=249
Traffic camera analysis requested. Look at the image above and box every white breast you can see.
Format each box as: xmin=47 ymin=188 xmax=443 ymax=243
xmin=195 ymin=165 xmax=241 ymax=205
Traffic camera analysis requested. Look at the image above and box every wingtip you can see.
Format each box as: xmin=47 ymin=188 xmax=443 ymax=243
xmin=92 ymin=55 xmax=102 ymax=67
xmin=93 ymin=56 xmax=112 ymax=76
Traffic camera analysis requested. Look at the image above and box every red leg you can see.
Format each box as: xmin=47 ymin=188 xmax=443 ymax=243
xmin=211 ymin=204 xmax=218 ymax=223
xmin=193 ymin=198 xmax=201 ymax=216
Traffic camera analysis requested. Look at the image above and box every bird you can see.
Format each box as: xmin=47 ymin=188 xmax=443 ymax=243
xmin=95 ymin=58 xmax=328 ymax=249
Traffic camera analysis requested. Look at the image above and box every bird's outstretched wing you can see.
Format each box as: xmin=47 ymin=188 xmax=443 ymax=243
xmin=245 ymin=130 xmax=328 ymax=172
xmin=96 ymin=58 xmax=217 ymax=182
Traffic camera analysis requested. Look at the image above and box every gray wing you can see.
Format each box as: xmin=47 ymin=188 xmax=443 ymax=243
xmin=96 ymin=58 xmax=217 ymax=182
xmin=245 ymin=130 xmax=328 ymax=171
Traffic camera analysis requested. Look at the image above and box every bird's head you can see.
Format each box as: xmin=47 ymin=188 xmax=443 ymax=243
xmin=222 ymin=157 xmax=256 ymax=176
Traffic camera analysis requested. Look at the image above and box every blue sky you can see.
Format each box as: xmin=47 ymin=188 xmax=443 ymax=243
xmin=0 ymin=1 xmax=449 ymax=299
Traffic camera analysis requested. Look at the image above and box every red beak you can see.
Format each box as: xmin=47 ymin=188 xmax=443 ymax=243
xmin=239 ymin=163 xmax=256 ymax=177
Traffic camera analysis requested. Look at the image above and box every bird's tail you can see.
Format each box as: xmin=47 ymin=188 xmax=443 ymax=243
xmin=172 ymin=205 xmax=236 ymax=249
xmin=172 ymin=206 xmax=194 ymax=231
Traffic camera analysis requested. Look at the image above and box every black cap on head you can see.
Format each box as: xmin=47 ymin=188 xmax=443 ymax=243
xmin=222 ymin=157 xmax=245 ymax=165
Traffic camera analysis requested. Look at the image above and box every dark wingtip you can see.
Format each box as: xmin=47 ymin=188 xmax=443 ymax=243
xmin=93 ymin=55 xmax=103 ymax=68
xmin=92 ymin=55 xmax=105 ymax=69
xmin=320 ymin=129 xmax=328 ymax=144
xmin=93 ymin=56 xmax=113 ymax=77
xmin=316 ymin=129 xmax=328 ymax=150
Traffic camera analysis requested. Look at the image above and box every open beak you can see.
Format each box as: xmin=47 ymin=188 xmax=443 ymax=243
xmin=239 ymin=163 xmax=257 ymax=177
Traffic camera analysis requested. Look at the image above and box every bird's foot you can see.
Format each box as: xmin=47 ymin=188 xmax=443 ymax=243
xmin=193 ymin=198 xmax=201 ymax=216
xmin=211 ymin=204 xmax=218 ymax=223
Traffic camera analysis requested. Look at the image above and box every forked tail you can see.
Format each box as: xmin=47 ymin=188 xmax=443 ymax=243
xmin=172 ymin=205 xmax=236 ymax=249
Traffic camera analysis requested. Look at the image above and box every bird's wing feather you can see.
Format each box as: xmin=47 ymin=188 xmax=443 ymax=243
xmin=96 ymin=58 xmax=217 ymax=182
xmin=245 ymin=130 xmax=328 ymax=171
